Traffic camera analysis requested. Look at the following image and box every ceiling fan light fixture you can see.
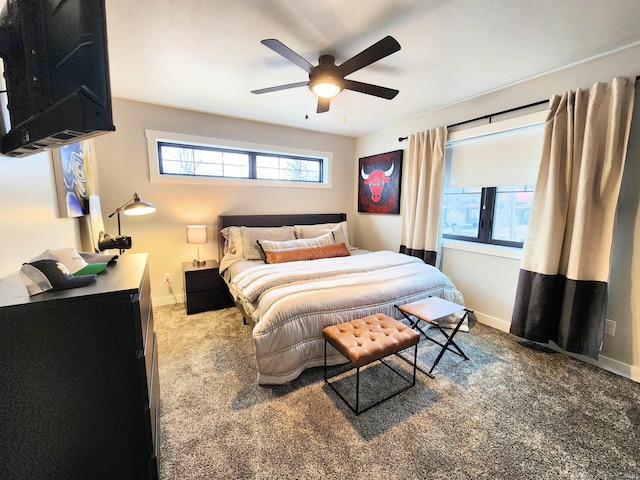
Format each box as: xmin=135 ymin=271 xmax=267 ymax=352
xmin=310 ymin=75 xmax=343 ymax=99
xmin=253 ymin=37 xmax=401 ymax=112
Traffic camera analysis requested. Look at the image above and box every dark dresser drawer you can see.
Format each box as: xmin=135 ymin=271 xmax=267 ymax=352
xmin=138 ymin=309 xmax=155 ymax=403
xmin=133 ymin=263 xmax=152 ymax=353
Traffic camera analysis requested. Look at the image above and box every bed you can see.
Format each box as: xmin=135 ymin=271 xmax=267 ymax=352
xmin=218 ymin=213 xmax=465 ymax=384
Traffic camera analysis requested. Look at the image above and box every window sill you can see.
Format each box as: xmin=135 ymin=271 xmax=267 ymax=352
xmin=148 ymin=173 xmax=332 ymax=189
xmin=442 ymin=239 xmax=523 ymax=260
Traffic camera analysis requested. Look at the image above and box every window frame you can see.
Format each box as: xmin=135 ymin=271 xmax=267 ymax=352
xmin=146 ymin=130 xmax=332 ymax=189
xmin=442 ymin=185 xmax=533 ymax=248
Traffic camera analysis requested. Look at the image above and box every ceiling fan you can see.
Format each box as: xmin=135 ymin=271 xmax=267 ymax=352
xmin=251 ymin=36 xmax=401 ymax=114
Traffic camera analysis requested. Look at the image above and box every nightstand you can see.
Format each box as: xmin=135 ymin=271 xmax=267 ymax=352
xmin=182 ymin=260 xmax=234 ymax=314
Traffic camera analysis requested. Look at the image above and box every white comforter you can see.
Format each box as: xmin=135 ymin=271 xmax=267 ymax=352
xmin=227 ymin=250 xmax=464 ymax=384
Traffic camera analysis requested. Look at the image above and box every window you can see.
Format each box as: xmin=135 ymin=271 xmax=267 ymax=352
xmin=442 ymin=185 xmax=535 ymax=247
xmin=442 ymin=110 xmax=545 ymax=249
xmin=146 ymin=130 xmax=332 ymax=188
xmin=492 ymin=185 xmax=535 ymax=243
xmin=256 ymin=154 xmax=322 ymax=182
xmin=158 ymin=142 xmax=250 ymax=178
xmin=442 ymin=187 xmax=481 ymax=239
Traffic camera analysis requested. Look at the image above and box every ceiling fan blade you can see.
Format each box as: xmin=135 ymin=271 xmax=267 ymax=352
xmin=316 ymin=97 xmax=330 ymax=113
xmin=261 ymin=39 xmax=315 ymax=74
xmin=337 ymin=36 xmax=401 ymax=77
xmin=251 ymin=81 xmax=309 ymax=94
xmin=343 ymin=79 xmax=399 ymax=99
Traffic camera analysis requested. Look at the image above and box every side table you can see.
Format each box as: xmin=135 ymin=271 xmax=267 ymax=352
xmin=395 ymin=297 xmax=473 ymax=377
xmin=182 ymin=259 xmax=234 ymax=314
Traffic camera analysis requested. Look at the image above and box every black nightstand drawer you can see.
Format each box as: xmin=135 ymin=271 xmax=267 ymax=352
xmin=185 ymin=269 xmax=224 ymax=292
xmin=186 ymin=289 xmax=234 ymax=314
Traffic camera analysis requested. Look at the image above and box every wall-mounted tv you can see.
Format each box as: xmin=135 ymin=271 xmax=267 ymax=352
xmin=0 ymin=0 xmax=115 ymax=157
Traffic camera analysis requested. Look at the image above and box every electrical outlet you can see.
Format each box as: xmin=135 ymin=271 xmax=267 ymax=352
xmin=163 ymin=273 xmax=172 ymax=285
xmin=604 ymin=319 xmax=616 ymax=336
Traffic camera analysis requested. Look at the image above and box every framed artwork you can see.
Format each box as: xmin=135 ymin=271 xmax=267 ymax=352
xmin=358 ymin=149 xmax=403 ymax=214
xmin=52 ymin=140 xmax=97 ymax=218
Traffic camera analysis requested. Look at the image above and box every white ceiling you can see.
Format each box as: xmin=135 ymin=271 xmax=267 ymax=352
xmin=105 ymin=0 xmax=640 ymax=138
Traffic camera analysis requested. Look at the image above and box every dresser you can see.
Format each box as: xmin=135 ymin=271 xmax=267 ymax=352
xmin=182 ymin=259 xmax=234 ymax=314
xmin=0 ymin=253 xmax=159 ymax=480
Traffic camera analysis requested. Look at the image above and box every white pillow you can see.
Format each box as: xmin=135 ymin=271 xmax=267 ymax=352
xmin=220 ymin=226 xmax=241 ymax=255
xmin=258 ymin=230 xmax=334 ymax=253
xmin=240 ymin=226 xmax=296 ymax=260
xmin=295 ymin=221 xmax=353 ymax=250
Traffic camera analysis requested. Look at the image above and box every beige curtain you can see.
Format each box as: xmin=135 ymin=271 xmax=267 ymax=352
xmin=400 ymin=126 xmax=447 ymax=266
xmin=511 ymin=77 xmax=635 ymax=358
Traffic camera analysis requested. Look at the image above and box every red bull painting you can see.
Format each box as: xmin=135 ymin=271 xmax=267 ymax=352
xmin=358 ymin=149 xmax=403 ymax=214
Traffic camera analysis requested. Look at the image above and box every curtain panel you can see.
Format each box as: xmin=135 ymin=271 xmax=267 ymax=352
xmin=399 ymin=127 xmax=447 ymax=266
xmin=510 ymin=77 xmax=635 ymax=358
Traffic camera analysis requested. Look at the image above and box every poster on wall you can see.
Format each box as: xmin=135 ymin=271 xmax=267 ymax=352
xmin=357 ymin=149 xmax=403 ymax=214
xmin=52 ymin=140 xmax=97 ymax=218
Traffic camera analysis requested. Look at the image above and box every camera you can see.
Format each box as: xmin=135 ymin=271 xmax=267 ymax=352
xmin=98 ymin=232 xmax=132 ymax=251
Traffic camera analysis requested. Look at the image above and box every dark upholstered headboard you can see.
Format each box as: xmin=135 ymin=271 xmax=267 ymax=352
xmin=218 ymin=213 xmax=347 ymax=260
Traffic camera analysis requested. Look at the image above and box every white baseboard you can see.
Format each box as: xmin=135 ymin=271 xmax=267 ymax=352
xmin=475 ymin=311 xmax=511 ymax=332
xmin=589 ymin=355 xmax=640 ymax=382
xmin=475 ymin=310 xmax=639 ymax=384
xmin=153 ymin=292 xmax=184 ymax=307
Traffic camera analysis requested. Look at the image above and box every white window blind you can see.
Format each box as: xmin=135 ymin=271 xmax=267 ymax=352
xmin=444 ymin=111 xmax=546 ymax=188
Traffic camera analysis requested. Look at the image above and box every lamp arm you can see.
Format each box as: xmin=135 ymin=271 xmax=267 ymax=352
xmin=109 ymin=203 xmax=126 ymax=237
xmin=107 ymin=198 xmax=134 ymax=218
xmin=107 ymin=195 xmax=137 ymax=237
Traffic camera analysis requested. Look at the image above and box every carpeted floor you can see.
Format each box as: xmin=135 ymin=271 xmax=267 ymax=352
xmin=154 ymin=304 xmax=639 ymax=480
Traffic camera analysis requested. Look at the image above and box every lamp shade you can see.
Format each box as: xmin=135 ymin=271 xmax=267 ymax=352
xmin=186 ymin=225 xmax=208 ymax=244
xmin=106 ymin=192 xmax=157 ymax=243
xmin=123 ymin=193 xmax=156 ymax=216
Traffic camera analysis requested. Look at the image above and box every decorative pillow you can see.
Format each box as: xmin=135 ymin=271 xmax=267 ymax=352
xmin=240 ymin=226 xmax=296 ymax=260
xmin=220 ymin=226 xmax=241 ymax=255
xmin=258 ymin=230 xmax=334 ymax=254
xmin=295 ymin=221 xmax=353 ymax=250
xmin=263 ymin=243 xmax=351 ymax=264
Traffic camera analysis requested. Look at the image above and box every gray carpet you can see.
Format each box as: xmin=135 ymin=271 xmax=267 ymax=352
xmin=154 ymin=304 xmax=640 ymax=480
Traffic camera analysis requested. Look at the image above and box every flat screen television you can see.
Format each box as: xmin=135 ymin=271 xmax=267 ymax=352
xmin=0 ymin=0 xmax=115 ymax=157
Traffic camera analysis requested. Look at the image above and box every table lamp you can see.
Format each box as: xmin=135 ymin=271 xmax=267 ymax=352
xmin=187 ymin=225 xmax=208 ymax=266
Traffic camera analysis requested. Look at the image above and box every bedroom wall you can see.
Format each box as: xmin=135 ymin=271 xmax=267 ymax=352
xmin=354 ymin=43 xmax=640 ymax=381
xmin=0 ymin=151 xmax=81 ymax=278
xmin=92 ymin=98 xmax=355 ymax=306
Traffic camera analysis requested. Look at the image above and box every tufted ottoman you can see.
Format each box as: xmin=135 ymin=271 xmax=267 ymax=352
xmin=322 ymin=313 xmax=420 ymax=415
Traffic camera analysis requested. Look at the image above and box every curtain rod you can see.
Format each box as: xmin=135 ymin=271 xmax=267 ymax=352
xmin=398 ymin=76 xmax=640 ymax=142
xmin=398 ymin=99 xmax=549 ymax=142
